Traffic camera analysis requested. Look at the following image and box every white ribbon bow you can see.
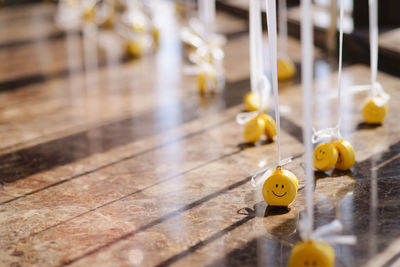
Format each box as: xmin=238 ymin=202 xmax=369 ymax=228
xmin=328 ymin=82 xmax=390 ymax=105
xmin=299 ymin=217 xmax=357 ymax=245
xmin=311 ymin=125 xmax=342 ymax=144
xmin=250 ymin=157 xmax=293 ymax=187
xmin=180 ymin=19 xmax=226 ymax=52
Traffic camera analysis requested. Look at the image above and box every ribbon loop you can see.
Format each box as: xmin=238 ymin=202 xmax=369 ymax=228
xmin=251 ymin=167 xmax=273 ymax=187
xmin=312 ymin=126 xmax=342 ymax=144
xmin=250 ymin=157 xmax=293 ymax=187
xmin=370 ymin=82 xmax=390 ymax=106
xmin=299 ymin=217 xmax=357 ymax=245
xmin=236 ymin=111 xmax=260 ymax=125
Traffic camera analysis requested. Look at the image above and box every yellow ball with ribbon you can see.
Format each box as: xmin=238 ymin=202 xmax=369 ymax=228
xmin=262 ymin=168 xmax=298 ymax=207
xmin=289 ymin=241 xmax=335 ymax=267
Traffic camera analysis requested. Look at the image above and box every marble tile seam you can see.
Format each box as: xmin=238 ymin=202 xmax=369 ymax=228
xmin=62 ymin=175 xmax=253 ymax=266
xmin=0 ymin=115 xmax=236 ymax=205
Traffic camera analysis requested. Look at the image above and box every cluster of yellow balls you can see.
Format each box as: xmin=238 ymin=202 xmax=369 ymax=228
xmin=78 ymin=0 xmax=159 ymax=58
xmin=313 ymin=139 xmax=355 ymax=172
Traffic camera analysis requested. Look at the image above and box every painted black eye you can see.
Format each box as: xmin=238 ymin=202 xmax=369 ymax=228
xmin=282 ymin=185 xmax=284 ymax=188
xmin=312 ymin=261 xmax=317 ymax=266
xmin=304 ymin=260 xmax=310 ymax=266
xmin=275 ymin=184 xmax=278 ymax=188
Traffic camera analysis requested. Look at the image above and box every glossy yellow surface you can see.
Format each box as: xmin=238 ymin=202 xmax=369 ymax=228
xmin=126 ymin=41 xmax=143 ymax=58
xmin=152 ymin=27 xmax=160 ymax=44
xmin=83 ymin=6 xmax=96 ymax=22
xmin=243 ymin=116 xmax=265 ymax=143
xmin=313 ymin=142 xmax=338 ymax=172
xmin=197 ymin=71 xmax=217 ymax=94
xmin=333 ymin=139 xmax=355 ymax=170
xmin=362 ymin=97 xmax=389 ymax=124
xmin=243 ymin=92 xmax=260 ymax=112
xmin=277 ymin=58 xmax=296 ymax=81
xmin=100 ymin=13 xmax=115 ymax=28
xmin=262 ymin=168 xmax=298 ymax=207
xmin=289 ymin=241 xmax=335 ymax=267
xmin=258 ymin=113 xmax=277 ymax=140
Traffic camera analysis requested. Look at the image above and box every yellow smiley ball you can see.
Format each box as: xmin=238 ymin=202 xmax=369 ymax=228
xmin=126 ymin=41 xmax=143 ymax=58
xmin=289 ymin=241 xmax=335 ymax=267
xmin=243 ymin=92 xmax=261 ymax=112
xmin=313 ymin=142 xmax=338 ymax=172
xmin=333 ymin=139 xmax=355 ymax=170
xmin=277 ymin=58 xmax=296 ymax=81
xmin=243 ymin=116 xmax=265 ymax=143
xmin=362 ymin=97 xmax=388 ymax=124
xmin=258 ymin=114 xmax=277 ymax=140
xmin=262 ymin=168 xmax=298 ymax=207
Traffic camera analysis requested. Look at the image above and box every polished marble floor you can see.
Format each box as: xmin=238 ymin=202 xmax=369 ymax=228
xmin=0 ymin=1 xmax=400 ymax=267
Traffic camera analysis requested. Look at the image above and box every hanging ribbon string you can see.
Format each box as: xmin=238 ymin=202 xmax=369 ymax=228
xmin=236 ymin=0 xmax=270 ymax=125
xmin=369 ymin=0 xmax=378 ymax=93
xmin=299 ymin=0 xmax=357 ymax=246
xmin=250 ymin=156 xmax=293 ymax=187
xmin=299 ymin=219 xmax=357 ymax=245
xmin=265 ymin=0 xmax=281 ymax=164
xmin=198 ymin=0 xmax=215 ymax=37
xmin=278 ymin=0 xmax=288 ymax=59
xmin=312 ymin=0 xmax=344 ymax=144
xmin=301 ymin=0 xmax=314 ymax=239
xmin=254 ymin=0 xmax=264 ymax=90
xmin=336 ymin=0 xmax=344 ymax=128
xmin=249 ymin=0 xmax=258 ymax=94
xmin=336 ymin=0 xmax=389 ymax=105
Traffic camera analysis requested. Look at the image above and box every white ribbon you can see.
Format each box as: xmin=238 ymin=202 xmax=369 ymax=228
xmin=360 ymin=82 xmax=390 ymax=106
xmin=266 ymin=0 xmax=282 ymax=163
xmin=311 ymin=125 xmax=342 ymax=144
xmin=198 ymin=0 xmax=216 ymax=36
xmin=182 ymin=62 xmax=224 ymax=91
xmin=311 ymin=0 xmax=344 ymax=146
xmin=250 ymin=157 xmax=293 ymax=187
xmin=278 ymin=0 xmax=289 ymax=59
xmin=299 ymin=217 xmax=356 ymax=245
xmin=180 ymin=19 xmax=226 ymax=49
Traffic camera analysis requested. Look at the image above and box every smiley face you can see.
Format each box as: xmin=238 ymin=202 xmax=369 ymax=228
xmin=362 ymin=97 xmax=388 ymax=124
xmin=333 ymin=139 xmax=355 ymax=170
xmin=243 ymin=116 xmax=265 ymax=143
xmin=277 ymin=58 xmax=296 ymax=81
xmin=262 ymin=168 xmax=298 ymax=207
xmin=243 ymin=92 xmax=261 ymax=112
xmin=258 ymin=114 xmax=277 ymax=140
xmin=313 ymin=143 xmax=338 ymax=172
xmin=289 ymin=241 xmax=335 ymax=267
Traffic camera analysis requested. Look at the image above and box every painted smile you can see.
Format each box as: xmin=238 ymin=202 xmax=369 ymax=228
xmin=316 ymin=154 xmax=324 ymax=161
xmin=272 ymin=191 xmax=287 ymax=197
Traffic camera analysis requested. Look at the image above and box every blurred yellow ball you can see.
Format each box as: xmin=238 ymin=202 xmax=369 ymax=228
xmin=277 ymin=58 xmax=296 ymax=81
xmin=289 ymin=241 xmax=335 ymax=267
